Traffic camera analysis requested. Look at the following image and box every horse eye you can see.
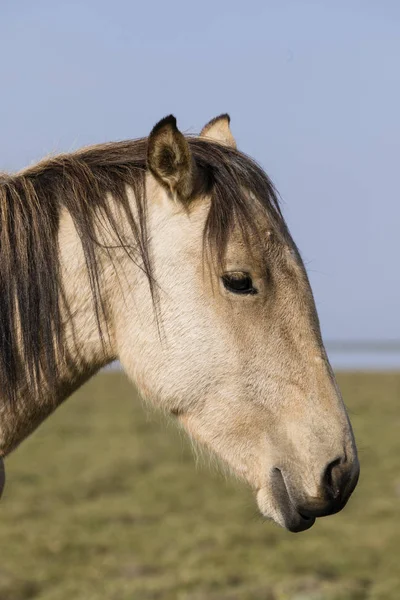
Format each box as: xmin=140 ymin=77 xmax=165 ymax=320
xmin=222 ymin=272 xmax=257 ymax=295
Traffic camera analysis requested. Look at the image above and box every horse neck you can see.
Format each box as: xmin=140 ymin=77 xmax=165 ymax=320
xmin=58 ymin=207 xmax=117 ymax=374
xmin=0 ymin=208 xmax=117 ymax=457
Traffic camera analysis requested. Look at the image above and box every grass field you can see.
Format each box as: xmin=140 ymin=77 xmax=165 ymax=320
xmin=0 ymin=372 xmax=399 ymax=600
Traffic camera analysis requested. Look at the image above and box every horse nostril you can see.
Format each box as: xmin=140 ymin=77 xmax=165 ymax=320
xmin=323 ymin=456 xmax=346 ymax=500
xmin=273 ymin=454 xmax=359 ymax=522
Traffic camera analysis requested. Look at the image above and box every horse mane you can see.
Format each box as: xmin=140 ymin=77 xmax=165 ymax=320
xmin=0 ymin=136 xmax=284 ymax=405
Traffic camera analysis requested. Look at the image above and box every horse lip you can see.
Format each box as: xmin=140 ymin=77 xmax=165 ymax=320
xmin=272 ymin=468 xmax=316 ymax=532
xmin=256 ymin=469 xmax=316 ymax=533
xmin=286 ymin=512 xmax=316 ymax=533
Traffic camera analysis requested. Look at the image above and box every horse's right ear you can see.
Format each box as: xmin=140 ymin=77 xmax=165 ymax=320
xmin=147 ymin=115 xmax=194 ymax=201
xmin=200 ymin=114 xmax=237 ymax=148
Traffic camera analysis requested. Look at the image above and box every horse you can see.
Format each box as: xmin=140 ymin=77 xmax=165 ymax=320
xmin=0 ymin=114 xmax=359 ymax=532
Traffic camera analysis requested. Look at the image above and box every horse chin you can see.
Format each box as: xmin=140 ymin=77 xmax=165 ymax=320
xmin=256 ymin=487 xmax=316 ymax=534
xmin=0 ymin=457 xmax=5 ymax=500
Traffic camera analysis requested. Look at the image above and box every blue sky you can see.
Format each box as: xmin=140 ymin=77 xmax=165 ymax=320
xmin=1 ymin=1 xmax=399 ymax=342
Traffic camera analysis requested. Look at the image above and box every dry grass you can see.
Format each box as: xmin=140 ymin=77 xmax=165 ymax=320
xmin=0 ymin=371 xmax=399 ymax=599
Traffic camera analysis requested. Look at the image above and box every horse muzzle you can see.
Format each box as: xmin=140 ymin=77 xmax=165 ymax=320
xmin=257 ymin=451 xmax=360 ymax=533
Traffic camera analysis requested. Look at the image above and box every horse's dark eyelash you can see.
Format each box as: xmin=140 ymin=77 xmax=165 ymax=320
xmin=221 ymin=273 xmax=258 ymax=295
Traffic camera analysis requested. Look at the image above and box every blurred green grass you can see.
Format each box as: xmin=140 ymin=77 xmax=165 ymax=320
xmin=0 ymin=372 xmax=399 ymax=600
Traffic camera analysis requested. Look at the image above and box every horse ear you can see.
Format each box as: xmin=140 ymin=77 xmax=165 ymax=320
xmin=147 ymin=115 xmax=194 ymax=201
xmin=200 ymin=114 xmax=237 ymax=148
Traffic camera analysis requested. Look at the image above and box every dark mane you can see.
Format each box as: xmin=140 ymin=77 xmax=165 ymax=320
xmin=0 ymin=137 xmax=284 ymax=405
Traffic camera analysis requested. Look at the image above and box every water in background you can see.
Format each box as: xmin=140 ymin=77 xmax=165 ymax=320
xmin=327 ymin=342 xmax=400 ymax=371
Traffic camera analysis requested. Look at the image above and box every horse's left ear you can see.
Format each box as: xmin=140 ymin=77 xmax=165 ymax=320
xmin=200 ymin=114 xmax=237 ymax=148
xmin=147 ymin=115 xmax=194 ymax=201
